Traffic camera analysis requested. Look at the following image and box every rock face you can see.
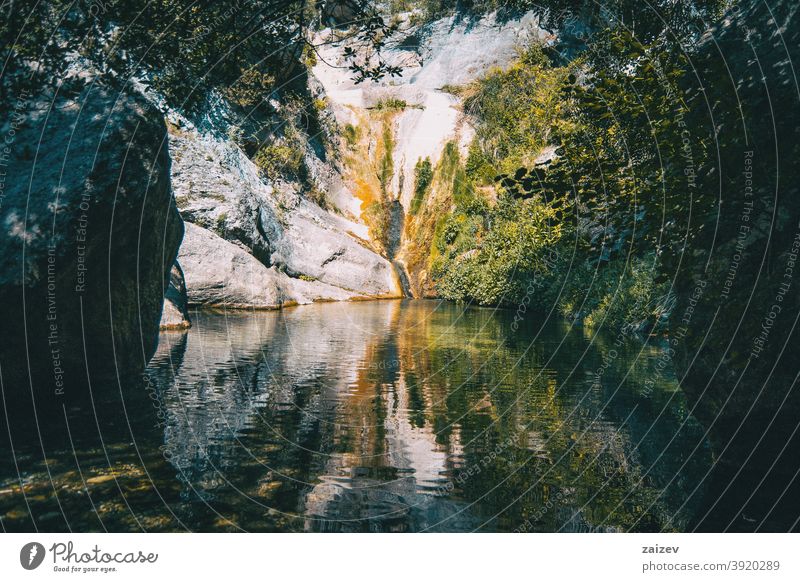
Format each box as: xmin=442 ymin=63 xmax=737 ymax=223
xmin=314 ymin=11 xmax=549 ymax=208
xmin=669 ymin=0 xmax=800 ymax=531
xmin=179 ymin=222 xmax=364 ymax=308
xmin=160 ymin=261 xmax=192 ymax=330
xmin=162 ymin=12 xmax=543 ymax=306
xmin=168 ymin=127 xmax=401 ymax=301
xmin=313 ymin=11 xmax=548 ymax=296
xmin=0 ymin=81 xmax=182 ymax=401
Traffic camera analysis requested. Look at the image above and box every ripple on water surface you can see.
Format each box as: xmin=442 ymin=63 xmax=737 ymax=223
xmin=0 ymin=300 xmax=711 ymax=532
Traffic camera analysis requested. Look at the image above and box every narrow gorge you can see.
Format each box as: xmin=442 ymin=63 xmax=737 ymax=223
xmin=2 ymin=0 xmax=800 ymax=535
xmin=312 ymin=11 xmax=548 ymax=298
xmin=159 ymin=10 xmax=552 ymax=313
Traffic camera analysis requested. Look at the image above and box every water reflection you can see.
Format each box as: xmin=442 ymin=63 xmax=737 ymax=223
xmin=0 ymin=300 xmax=711 ymax=531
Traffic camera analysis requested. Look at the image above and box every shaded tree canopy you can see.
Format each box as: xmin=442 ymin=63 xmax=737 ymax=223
xmin=1 ymin=0 xmax=401 ymax=110
xmin=390 ymin=0 xmax=724 ymax=43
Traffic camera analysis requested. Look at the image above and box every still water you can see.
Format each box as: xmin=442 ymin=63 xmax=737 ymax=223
xmin=0 ymin=300 xmax=711 ymax=532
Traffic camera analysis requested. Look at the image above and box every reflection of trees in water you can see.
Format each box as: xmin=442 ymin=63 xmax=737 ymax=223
xmin=0 ymin=301 xmax=709 ymax=531
xmin=143 ymin=301 xmax=709 ymax=532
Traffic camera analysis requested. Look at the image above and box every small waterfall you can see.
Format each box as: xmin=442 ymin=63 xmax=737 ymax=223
xmin=391 ymin=259 xmax=413 ymax=298
xmin=387 ymin=200 xmax=413 ymax=297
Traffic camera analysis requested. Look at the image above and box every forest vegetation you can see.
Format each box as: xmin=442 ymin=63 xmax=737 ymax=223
xmin=402 ymin=0 xmax=730 ymax=333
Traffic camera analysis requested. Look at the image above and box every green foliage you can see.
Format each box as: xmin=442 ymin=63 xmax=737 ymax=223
xmin=312 ymin=97 xmax=329 ymax=113
xmin=464 ymin=140 xmax=496 ymax=185
xmin=215 ymin=212 xmax=228 ymax=237
xmin=432 ymin=195 xmax=561 ymax=305
xmin=463 ymin=45 xmax=572 ymax=177
xmin=410 ymin=157 xmax=433 ymax=215
xmin=343 ymin=123 xmax=360 ymax=149
xmin=526 ymin=246 xmax=672 ymax=330
xmin=254 ymin=140 xmax=306 ymax=180
xmin=434 ymin=142 xmax=474 ymax=209
xmin=534 ymin=28 xmax=714 ymax=265
xmin=438 ymin=141 xmax=461 ymax=181
xmin=302 ymin=43 xmax=318 ymax=69
xmin=428 ymin=5 xmax=724 ymax=328
xmin=364 ymin=200 xmax=394 ymax=251
xmin=378 ymin=121 xmax=395 ymax=195
xmin=1 ymin=0 xmax=403 ymax=112
xmin=439 ymin=84 xmax=466 ymax=96
xmin=224 ymin=69 xmax=275 ymax=110
xmin=372 ymin=98 xmax=410 ymax=111
xmin=384 ymin=1 xmax=725 ymax=44
xmin=583 ymin=255 xmax=672 ymax=331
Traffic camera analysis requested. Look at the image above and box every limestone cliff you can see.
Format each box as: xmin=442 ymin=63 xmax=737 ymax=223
xmin=313 ymin=10 xmax=549 ymax=296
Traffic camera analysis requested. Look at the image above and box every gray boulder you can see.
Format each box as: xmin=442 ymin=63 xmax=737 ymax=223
xmin=0 ymin=81 xmax=182 ymax=401
xmin=179 ymin=222 xmax=363 ymax=309
xmin=168 ymin=128 xmax=400 ymax=300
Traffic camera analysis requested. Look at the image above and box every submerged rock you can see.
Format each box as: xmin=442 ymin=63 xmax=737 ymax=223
xmin=0 ymin=81 xmax=182 ymax=400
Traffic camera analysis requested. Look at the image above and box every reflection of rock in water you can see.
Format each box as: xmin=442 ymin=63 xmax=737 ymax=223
xmin=303 ymin=373 xmax=470 ymax=532
xmin=146 ymin=307 xmax=380 ymax=478
xmin=136 ymin=301 xmax=712 ymax=531
xmin=146 ymin=303 xmax=472 ymax=529
xmin=147 ymin=312 xmax=284 ymax=482
xmin=303 ymin=479 xmax=476 ymax=532
xmin=298 ymin=301 xmax=478 ymax=531
xmin=1 ymin=301 xmax=712 ymax=532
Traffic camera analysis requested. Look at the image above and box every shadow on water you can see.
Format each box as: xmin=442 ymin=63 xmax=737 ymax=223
xmin=0 ymin=300 xmax=713 ymax=531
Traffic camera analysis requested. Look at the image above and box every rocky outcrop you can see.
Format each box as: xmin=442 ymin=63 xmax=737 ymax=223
xmin=179 ymin=222 xmax=365 ymax=309
xmin=313 ymin=11 xmax=548 ymax=297
xmin=160 ymin=261 xmax=192 ymax=330
xmin=160 ymin=11 xmax=545 ymax=307
xmin=669 ymin=0 xmax=800 ymax=531
xmin=168 ymin=127 xmax=401 ymax=302
xmin=315 ymin=11 xmax=549 ymax=208
xmin=0 ymin=80 xmax=182 ymax=401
